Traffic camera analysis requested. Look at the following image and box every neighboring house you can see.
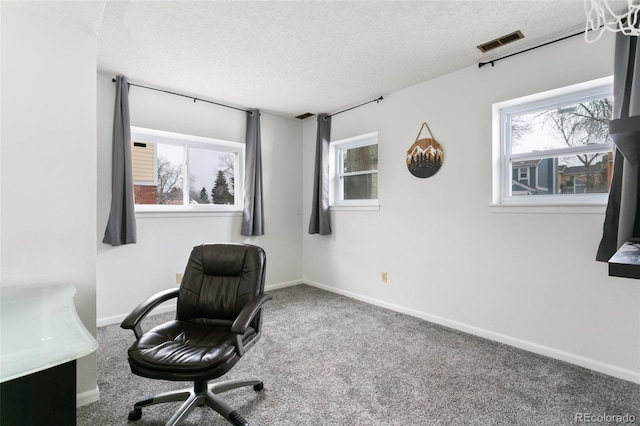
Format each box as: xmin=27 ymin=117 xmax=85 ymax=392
xmin=131 ymin=141 xmax=157 ymax=204
xmin=511 ymin=152 xmax=612 ymax=196
xmin=511 ymin=158 xmax=554 ymax=196
xmin=558 ymin=154 xmax=612 ymax=194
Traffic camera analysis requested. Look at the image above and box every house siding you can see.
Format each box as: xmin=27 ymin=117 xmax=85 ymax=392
xmin=132 ymin=142 xmax=155 ymax=183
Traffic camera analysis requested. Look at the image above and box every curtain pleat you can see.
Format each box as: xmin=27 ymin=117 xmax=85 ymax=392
xmin=241 ymin=109 xmax=265 ymax=236
xmin=308 ymin=114 xmax=332 ymax=235
xmin=597 ymin=33 xmax=640 ymax=261
xmin=103 ymin=75 xmax=137 ymax=246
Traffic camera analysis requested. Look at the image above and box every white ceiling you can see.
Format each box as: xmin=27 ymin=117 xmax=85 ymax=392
xmin=9 ymin=0 xmax=628 ymax=118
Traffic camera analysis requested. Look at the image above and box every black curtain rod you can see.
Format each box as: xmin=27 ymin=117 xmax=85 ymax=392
xmin=325 ymin=96 xmax=384 ymax=120
xmin=478 ymin=28 xmax=587 ymax=68
xmin=112 ymin=78 xmax=252 ymax=114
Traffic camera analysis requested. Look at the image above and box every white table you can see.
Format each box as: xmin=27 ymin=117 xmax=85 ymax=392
xmin=0 ymin=283 xmax=98 ymax=425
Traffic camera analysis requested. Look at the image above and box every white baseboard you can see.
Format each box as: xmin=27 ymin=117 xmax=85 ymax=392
xmin=77 ymin=386 xmax=100 ymax=408
xmin=97 ymin=279 xmax=304 ymax=327
xmin=304 ymin=280 xmax=640 ymax=385
xmin=265 ymin=279 xmax=303 ymax=291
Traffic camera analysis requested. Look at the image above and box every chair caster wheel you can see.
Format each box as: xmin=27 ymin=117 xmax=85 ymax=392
xmin=128 ymin=408 xmax=142 ymax=421
xmin=253 ymin=382 xmax=264 ymax=391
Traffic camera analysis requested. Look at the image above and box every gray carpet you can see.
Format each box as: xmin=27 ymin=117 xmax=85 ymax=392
xmin=77 ymin=284 xmax=640 ymax=425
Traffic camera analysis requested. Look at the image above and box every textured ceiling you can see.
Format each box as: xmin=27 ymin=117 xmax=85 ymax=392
xmin=9 ymin=0 xmax=629 ymax=118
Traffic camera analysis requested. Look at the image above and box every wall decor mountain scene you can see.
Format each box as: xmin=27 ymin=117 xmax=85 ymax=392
xmin=406 ymin=122 xmax=444 ymax=178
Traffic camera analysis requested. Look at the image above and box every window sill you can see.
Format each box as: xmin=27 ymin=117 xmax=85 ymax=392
xmin=330 ymin=204 xmax=381 ymax=212
xmin=489 ymin=203 xmax=606 ymax=215
xmin=135 ymin=209 xmax=242 ymax=219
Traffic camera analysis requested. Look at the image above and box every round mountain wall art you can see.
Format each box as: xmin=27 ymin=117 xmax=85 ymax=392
xmin=406 ymin=122 xmax=444 ymax=178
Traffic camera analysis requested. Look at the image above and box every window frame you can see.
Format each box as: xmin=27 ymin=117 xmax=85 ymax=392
xmin=130 ymin=126 xmax=245 ymax=214
xmin=492 ymin=77 xmax=614 ymax=207
xmin=329 ymin=132 xmax=379 ymax=208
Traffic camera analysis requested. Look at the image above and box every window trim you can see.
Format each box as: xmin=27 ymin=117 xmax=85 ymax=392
xmin=329 ymin=132 xmax=379 ymax=208
xmin=130 ymin=126 xmax=245 ymax=214
xmin=492 ymin=76 xmax=613 ymax=207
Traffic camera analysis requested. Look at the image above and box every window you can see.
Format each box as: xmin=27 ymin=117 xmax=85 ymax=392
xmin=131 ymin=126 xmax=244 ymax=212
xmin=330 ymin=132 xmax=378 ymax=207
xmin=493 ymin=78 xmax=613 ymax=205
xmin=518 ymin=167 xmax=529 ymax=182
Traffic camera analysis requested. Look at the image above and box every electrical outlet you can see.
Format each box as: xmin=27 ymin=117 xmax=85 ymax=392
xmin=176 ymin=272 xmax=183 ymax=284
xmin=381 ymin=272 xmax=388 ymax=283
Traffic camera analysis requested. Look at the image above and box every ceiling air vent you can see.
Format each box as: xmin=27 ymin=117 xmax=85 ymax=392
xmin=295 ymin=112 xmax=315 ymax=120
xmin=477 ymin=30 xmax=524 ymax=53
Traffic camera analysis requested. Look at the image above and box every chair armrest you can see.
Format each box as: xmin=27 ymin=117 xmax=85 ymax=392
xmin=231 ymin=293 xmax=273 ymax=334
xmin=121 ymin=288 xmax=179 ymax=339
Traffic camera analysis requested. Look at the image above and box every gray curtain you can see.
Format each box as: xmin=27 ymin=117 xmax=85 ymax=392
xmin=103 ymin=75 xmax=137 ymax=246
xmin=241 ymin=109 xmax=265 ymax=236
xmin=308 ymin=114 xmax=332 ymax=235
xmin=597 ymin=33 xmax=640 ymax=261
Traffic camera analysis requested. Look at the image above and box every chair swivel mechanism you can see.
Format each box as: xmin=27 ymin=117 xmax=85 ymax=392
xmin=120 ymin=243 xmax=272 ymax=426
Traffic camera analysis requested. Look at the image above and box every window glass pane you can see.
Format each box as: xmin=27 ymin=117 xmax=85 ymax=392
xmin=510 ymin=97 xmax=612 ymax=155
xmin=343 ymin=144 xmax=378 ymax=173
xmin=510 ymin=151 xmax=612 ymax=196
xmin=132 ymin=141 xmax=156 ymax=205
xmin=156 ymin=144 xmax=184 ymax=204
xmin=188 ymin=148 xmax=236 ymax=205
xmin=331 ymin=133 xmax=379 ymax=206
xmin=131 ymin=126 xmax=244 ymax=210
xmin=132 ymin=142 xmax=184 ymax=205
xmin=343 ymin=173 xmax=378 ymax=200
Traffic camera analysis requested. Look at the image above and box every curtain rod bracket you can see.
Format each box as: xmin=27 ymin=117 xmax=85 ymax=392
xmin=478 ymin=61 xmax=494 ymax=68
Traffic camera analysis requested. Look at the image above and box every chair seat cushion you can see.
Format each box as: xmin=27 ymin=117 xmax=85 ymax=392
xmin=127 ymin=320 xmax=255 ymax=381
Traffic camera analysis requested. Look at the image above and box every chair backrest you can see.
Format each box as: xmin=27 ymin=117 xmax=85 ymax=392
xmin=177 ymin=244 xmax=266 ymax=324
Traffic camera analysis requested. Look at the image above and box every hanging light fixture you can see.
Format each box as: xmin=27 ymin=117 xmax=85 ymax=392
xmin=584 ymin=0 xmax=640 ymax=42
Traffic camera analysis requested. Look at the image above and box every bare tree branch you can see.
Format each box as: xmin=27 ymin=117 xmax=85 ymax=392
xmin=157 ymin=156 xmax=183 ymax=204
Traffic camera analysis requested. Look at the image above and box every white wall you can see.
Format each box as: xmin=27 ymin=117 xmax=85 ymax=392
xmin=96 ymin=72 xmax=303 ymax=324
xmin=0 ymin=4 xmax=98 ymax=402
xmin=302 ymin=32 xmax=640 ymax=383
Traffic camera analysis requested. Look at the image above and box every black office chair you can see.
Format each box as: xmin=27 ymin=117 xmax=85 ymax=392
xmin=121 ymin=243 xmax=272 ymax=426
